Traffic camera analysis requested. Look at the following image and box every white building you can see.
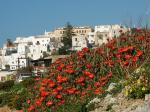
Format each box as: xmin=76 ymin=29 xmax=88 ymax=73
xmin=72 ymin=35 xmax=88 ymax=51
xmin=1 ymin=34 xmax=53 ymax=71
xmin=87 ymin=32 xmax=95 ymax=45
xmin=95 ymin=24 xmax=129 ymax=46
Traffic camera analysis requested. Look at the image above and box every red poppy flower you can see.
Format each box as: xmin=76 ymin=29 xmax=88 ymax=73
xmin=125 ymin=55 xmax=132 ymax=60
xmin=28 ymin=105 xmax=35 ymax=112
xmin=52 ymin=89 xmax=58 ymax=96
xmin=48 ymin=81 xmax=56 ymax=88
xmin=94 ymin=82 xmax=101 ymax=87
xmin=46 ymin=101 xmax=53 ymax=107
xmin=64 ymin=69 xmax=75 ymax=74
xmin=94 ymin=88 xmax=102 ymax=95
xmin=136 ymin=50 xmax=143 ymax=57
xmin=56 ymin=94 xmax=63 ymax=99
xmin=56 ymin=85 xmax=63 ymax=91
xmin=35 ymin=99 xmax=42 ymax=107
xmin=41 ymin=91 xmax=49 ymax=97
xmin=88 ymin=74 xmax=94 ymax=79
xmin=76 ymin=76 xmax=85 ymax=83
xmin=132 ymin=56 xmax=138 ymax=62
xmin=67 ymin=88 xmax=77 ymax=94
xmin=27 ymin=99 xmax=31 ymax=104
xmin=82 ymin=47 xmax=89 ymax=53
xmin=86 ymin=63 xmax=92 ymax=69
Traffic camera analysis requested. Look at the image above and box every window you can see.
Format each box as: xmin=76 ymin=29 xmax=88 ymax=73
xmin=75 ymin=38 xmax=77 ymax=41
xmin=41 ymin=50 xmax=43 ymax=53
xmin=12 ymin=62 xmax=14 ymax=64
xmin=105 ymin=34 xmax=107 ymax=37
xmin=22 ymin=61 xmax=24 ymax=63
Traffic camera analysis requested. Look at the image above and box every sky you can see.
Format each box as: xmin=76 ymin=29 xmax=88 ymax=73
xmin=0 ymin=0 xmax=150 ymax=47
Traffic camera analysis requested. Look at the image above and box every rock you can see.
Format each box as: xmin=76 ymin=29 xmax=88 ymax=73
xmin=145 ymin=94 xmax=150 ymax=101
xmin=107 ymin=83 xmax=117 ymax=92
xmin=104 ymin=94 xmax=117 ymax=104
xmin=87 ymin=97 xmax=101 ymax=108
xmin=89 ymin=97 xmax=101 ymax=104
xmin=132 ymin=103 xmax=150 ymax=112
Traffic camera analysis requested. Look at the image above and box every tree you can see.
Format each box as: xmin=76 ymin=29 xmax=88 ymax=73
xmin=6 ymin=39 xmax=14 ymax=47
xmin=61 ymin=22 xmax=75 ymax=50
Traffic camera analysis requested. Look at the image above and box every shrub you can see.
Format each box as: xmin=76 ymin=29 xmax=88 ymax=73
xmin=124 ymin=65 xmax=150 ymax=99
xmin=22 ymin=29 xmax=150 ymax=111
xmin=21 ymin=77 xmax=35 ymax=88
xmin=0 ymin=80 xmax=14 ymax=91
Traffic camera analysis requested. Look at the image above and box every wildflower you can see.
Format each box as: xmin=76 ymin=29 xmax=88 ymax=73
xmin=86 ymin=63 xmax=92 ymax=69
xmin=46 ymin=101 xmax=53 ymax=107
xmin=27 ymin=99 xmax=31 ymax=104
xmin=41 ymin=91 xmax=49 ymax=97
xmin=56 ymin=94 xmax=63 ymax=99
xmin=28 ymin=105 xmax=35 ymax=112
xmin=56 ymin=85 xmax=63 ymax=91
xmin=94 ymin=88 xmax=102 ymax=95
xmin=136 ymin=50 xmax=143 ymax=57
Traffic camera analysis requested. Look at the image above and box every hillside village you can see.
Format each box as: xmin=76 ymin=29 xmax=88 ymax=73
xmin=0 ymin=24 xmax=129 ymax=82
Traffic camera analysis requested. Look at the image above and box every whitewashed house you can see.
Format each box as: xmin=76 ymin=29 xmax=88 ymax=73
xmin=1 ymin=43 xmax=30 ymax=71
xmin=95 ymin=24 xmax=129 ymax=46
xmin=87 ymin=32 xmax=95 ymax=47
xmin=72 ymin=35 xmax=88 ymax=51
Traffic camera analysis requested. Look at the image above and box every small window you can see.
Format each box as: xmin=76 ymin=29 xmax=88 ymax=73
xmin=41 ymin=50 xmax=43 ymax=53
xmin=75 ymin=38 xmax=77 ymax=41
xmin=105 ymin=34 xmax=107 ymax=37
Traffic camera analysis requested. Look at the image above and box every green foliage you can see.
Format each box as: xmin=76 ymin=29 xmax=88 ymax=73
xmin=21 ymin=77 xmax=35 ymax=88
xmin=0 ymin=80 xmax=14 ymax=91
xmin=58 ymin=47 xmax=67 ymax=55
xmin=61 ymin=22 xmax=75 ymax=50
xmin=58 ymin=47 xmax=76 ymax=55
xmin=124 ymin=61 xmax=150 ymax=99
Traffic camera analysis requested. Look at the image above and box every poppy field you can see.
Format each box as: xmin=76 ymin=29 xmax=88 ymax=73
xmin=23 ymin=29 xmax=150 ymax=112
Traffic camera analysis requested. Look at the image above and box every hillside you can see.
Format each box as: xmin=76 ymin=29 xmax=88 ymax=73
xmin=0 ymin=28 xmax=150 ymax=112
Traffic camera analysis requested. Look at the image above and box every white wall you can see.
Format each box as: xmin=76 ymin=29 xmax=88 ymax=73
xmin=72 ymin=35 xmax=87 ymax=51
